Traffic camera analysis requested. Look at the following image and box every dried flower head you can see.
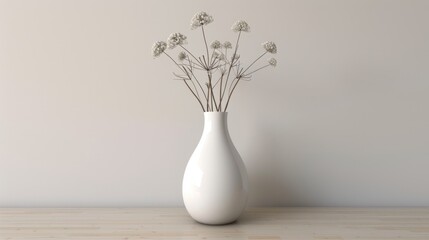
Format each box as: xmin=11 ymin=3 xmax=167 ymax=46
xmin=268 ymin=58 xmax=277 ymax=67
xmin=262 ymin=41 xmax=277 ymax=54
xmin=152 ymin=41 xmax=167 ymax=57
xmin=210 ymin=40 xmax=221 ymax=49
xmin=223 ymin=41 xmax=232 ymax=49
xmin=178 ymin=52 xmax=187 ymax=61
xmin=167 ymin=33 xmax=187 ymax=49
xmin=191 ymin=11 xmax=214 ymax=29
xmin=232 ymin=20 xmax=250 ymax=32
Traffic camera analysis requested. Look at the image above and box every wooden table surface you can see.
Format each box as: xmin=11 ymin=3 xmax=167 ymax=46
xmin=1 ymin=208 xmax=429 ymax=239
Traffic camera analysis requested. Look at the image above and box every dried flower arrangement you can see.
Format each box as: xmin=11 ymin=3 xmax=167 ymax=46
xmin=152 ymin=11 xmax=277 ymax=112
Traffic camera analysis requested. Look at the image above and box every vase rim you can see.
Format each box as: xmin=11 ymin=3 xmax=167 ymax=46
xmin=203 ymin=111 xmax=228 ymax=114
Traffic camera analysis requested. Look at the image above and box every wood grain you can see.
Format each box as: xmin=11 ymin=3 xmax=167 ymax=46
xmin=1 ymin=208 xmax=429 ymax=239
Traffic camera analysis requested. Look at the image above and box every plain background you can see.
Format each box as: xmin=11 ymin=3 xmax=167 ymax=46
xmin=1 ymin=0 xmax=428 ymax=207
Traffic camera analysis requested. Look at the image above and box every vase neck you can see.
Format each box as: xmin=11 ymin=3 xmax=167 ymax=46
xmin=203 ymin=112 xmax=229 ymax=135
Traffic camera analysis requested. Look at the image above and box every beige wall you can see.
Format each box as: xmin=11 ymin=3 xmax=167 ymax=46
xmin=1 ymin=0 xmax=428 ymax=207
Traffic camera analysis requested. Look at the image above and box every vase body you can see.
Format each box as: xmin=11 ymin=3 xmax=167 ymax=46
xmin=182 ymin=112 xmax=248 ymax=225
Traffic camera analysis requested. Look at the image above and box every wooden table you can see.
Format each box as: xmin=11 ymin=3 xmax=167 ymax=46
xmin=1 ymin=208 xmax=429 ymax=239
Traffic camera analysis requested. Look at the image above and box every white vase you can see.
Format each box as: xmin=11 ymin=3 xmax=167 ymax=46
xmin=182 ymin=112 xmax=249 ymax=225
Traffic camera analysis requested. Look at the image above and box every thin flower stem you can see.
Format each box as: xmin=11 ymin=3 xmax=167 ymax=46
xmin=202 ymin=55 xmax=208 ymax=69
xmin=224 ymin=78 xmax=240 ymax=111
xmin=201 ymin=26 xmax=210 ymax=66
xmin=163 ymin=52 xmax=205 ymax=111
xmin=208 ymin=73 xmax=213 ymax=111
xmin=178 ymin=63 xmax=204 ymax=70
xmin=163 ymin=52 xmax=180 ymax=68
xmin=206 ymin=84 xmax=210 ymax=111
xmin=228 ymin=68 xmax=244 ymax=93
xmin=179 ymin=45 xmax=204 ymax=67
xmin=204 ymin=50 xmax=219 ymax=111
xmin=211 ymin=91 xmax=214 ymax=110
xmin=176 ymin=70 xmax=200 ymax=100
xmin=186 ymin=57 xmax=208 ymax=101
xmin=219 ymin=73 xmax=223 ymax=110
xmin=183 ymin=79 xmax=205 ymax=111
xmin=199 ymin=57 xmax=206 ymax=69
xmin=208 ymin=75 xmax=219 ymax=111
xmin=221 ymin=31 xmax=241 ymax=110
xmin=212 ymin=73 xmax=223 ymax=88
xmin=179 ymin=62 xmax=204 ymax=70
xmin=209 ymin=49 xmax=215 ymax=67
xmin=242 ymin=51 xmax=268 ymax=75
xmin=244 ymin=64 xmax=270 ymax=76
xmin=186 ymin=57 xmax=204 ymax=95
xmin=223 ymin=49 xmax=231 ymax=65
xmin=182 ymin=67 xmax=205 ymax=101
xmin=188 ymin=76 xmax=200 ymax=99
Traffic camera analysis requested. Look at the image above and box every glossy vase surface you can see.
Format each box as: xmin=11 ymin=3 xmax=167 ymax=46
xmin=182 ymin=112 xmax=248 ymax=225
